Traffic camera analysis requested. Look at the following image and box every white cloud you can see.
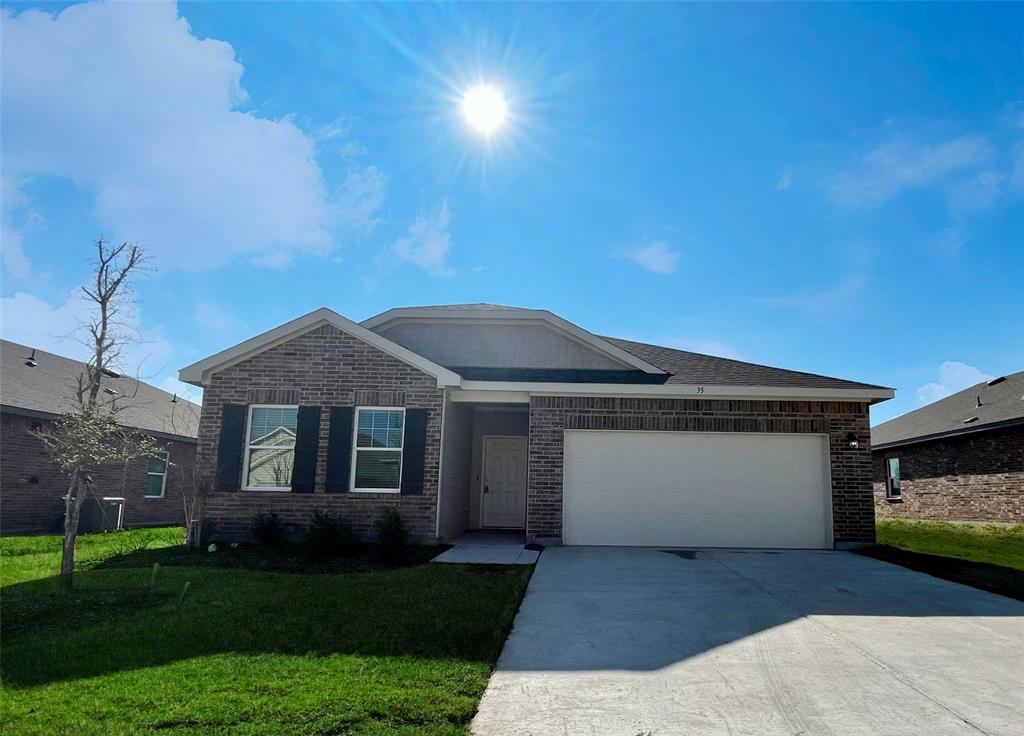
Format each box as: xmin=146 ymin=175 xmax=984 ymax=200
xmin=825 ymin=135 xmax=992 ymax=208
xmin=775 ymin=166 xmax=794 ymax=191
xmin=619 ymin=240 xmax=680 ymax=275
xmin=194 ymin=301 xmax=242 ymax=338
xmin=392 ymin=200 xmax=455 ymax=277
xmin=916 ymin=361 xmax=994 ymax=406
xmin=1 ymin=2 xmax=382 ymax=273
xmin=758 ymin=245 xmax=873 ymax=317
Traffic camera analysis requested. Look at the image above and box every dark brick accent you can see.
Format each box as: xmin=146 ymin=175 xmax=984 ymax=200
xmin=527 ymin=396 xmax=875 ymax=545
xmin=197 ymin=324 xmax=443 ymax=543
xmin=872 ymin=425 xmax=1023 ymax=523
xmin=0 ymin=411 xmax=194 ymax=534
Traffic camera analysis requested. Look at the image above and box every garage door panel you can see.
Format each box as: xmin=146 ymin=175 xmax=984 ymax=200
xmin=563 ymin=431 xmax=831 ymax=549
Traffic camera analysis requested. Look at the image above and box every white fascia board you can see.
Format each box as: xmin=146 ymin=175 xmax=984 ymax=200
xmin=179 ymin=307 xmax=462 ymax=388
xmin=456 ymin=380 xmax=895 ymax=403
xmin=361 ymin=307 xmax=666 ymax=375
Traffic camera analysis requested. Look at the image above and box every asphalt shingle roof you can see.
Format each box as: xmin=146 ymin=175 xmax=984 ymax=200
xmin=871 ymin=371 xmax=1024 ymax=449
xmin=604 ymin=337 xmax=889 ymax=390
xmin=1 ymin=340 xmax=200 ymax=440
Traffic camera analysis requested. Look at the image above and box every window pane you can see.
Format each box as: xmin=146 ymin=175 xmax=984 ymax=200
xmin=249 ymin=407 xmax=297 ymax=446
xmin=145 ymin=474 xmax=164 ymax=497
xmin=148 ymin=453 xmax=168 ymax=474
xmin=247 ymin=447 xmax=295 ymax=488
xmin=354 ymin=450 xmax=401 ymax=489
xmin=356 ymin=410 xmax=403 ymax=448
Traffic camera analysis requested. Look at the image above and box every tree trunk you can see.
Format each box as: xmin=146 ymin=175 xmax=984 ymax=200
xmin=60 ymin=475 xmax=81 ymax=586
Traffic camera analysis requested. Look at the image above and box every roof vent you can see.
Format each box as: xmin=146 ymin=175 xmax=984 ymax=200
xmin=103 ymin=387 xmax=119 ymax=396
xmin=963 ymin=416 xmax=979 ymax=424
xmin=987 ymin=376 xmax=1006 ymax=386
xmin=976 ymin=395 xmax=982 ymax=408
xmin=23 ymin=349 xmax=38 ymax=368
xmin=101 ymin=368 xmax=121 ymax=379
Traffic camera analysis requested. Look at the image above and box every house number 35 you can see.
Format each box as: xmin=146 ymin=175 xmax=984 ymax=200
xmin=695 ymin=386 xmax=704 ymax=394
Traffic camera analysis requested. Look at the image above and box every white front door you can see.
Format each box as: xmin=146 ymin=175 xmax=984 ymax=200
xmin=481 ymin=436 xmax=528 ymax=528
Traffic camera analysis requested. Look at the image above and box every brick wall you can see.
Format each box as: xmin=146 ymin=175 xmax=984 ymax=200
xmin=873 ymin=425 xmax=1024 ymax=523
xmin=197 ymin=323 xmax=443 ymax=543
xmin=0 ymin=411 xmax=193 ymax=535
xmin=527 ymin=397 xmax=875 ymax=545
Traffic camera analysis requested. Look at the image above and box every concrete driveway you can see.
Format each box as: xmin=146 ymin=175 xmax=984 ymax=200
xmin=472 ymin=547 xmax=1024 ymax=736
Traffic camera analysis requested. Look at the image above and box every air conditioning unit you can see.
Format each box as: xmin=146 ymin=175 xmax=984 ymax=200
xmin=80 ymin=496 xmax=125 ymax=533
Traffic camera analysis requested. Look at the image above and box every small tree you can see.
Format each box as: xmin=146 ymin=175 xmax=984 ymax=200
xmin=165 ymin=398 xmax=206 ymax=549
xmin=34 ymin=238 xmax=155 ymax=585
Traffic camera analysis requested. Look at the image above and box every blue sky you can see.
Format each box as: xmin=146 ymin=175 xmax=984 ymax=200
xmin=1 ymin=1 xmax=1021 ymax=424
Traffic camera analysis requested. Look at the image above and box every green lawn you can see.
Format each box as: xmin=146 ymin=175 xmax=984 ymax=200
xmin=0 ymin=528 xmax=532 ymax=735
xmin=861 ymin=519 xmax=1024 ymax=601
xmin=875 ymin=519 xmax=1024 ymax=571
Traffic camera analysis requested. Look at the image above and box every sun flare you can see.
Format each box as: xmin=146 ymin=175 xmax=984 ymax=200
xmin=461 ymin=84 xmax=508 ymax=135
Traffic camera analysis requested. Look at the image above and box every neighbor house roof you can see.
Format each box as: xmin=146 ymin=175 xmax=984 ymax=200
xmin=871 ymin=371 xmax=1024 ymax=450
xmin=603 ymin=337 xmax=890 ymax=391
xmin=1 ymin=340 xmax=200 ymax=441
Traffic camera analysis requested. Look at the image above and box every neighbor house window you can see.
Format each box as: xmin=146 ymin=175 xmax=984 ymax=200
xmin=244 ymin=405 xmax=298 ymax=490
xmin=351 ymin=408 xmax=404 ymax=492
xmin=145 ymin=451 xmax=168 ymax=498
xmin=885 ymin=456 xmax=901 ymax=500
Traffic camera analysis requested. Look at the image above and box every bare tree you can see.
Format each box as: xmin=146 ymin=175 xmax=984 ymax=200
xmin=34 ymin=238 xmax=156 ymax=585
xmin=165 ymin=397 xmax=207 ymax=549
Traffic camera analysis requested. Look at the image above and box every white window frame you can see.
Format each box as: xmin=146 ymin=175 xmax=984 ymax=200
xmin=885 ymin=455 xmax=902 ymax=501
xmin=243 ymin=404 xmax=299 ymax=492
xmin=145 ymin=450 xmax=169 ymax=499
xmin=350 ymin=406 xmax=406 ymax=494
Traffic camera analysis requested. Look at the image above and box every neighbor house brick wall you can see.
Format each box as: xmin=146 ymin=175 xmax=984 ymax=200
xmin=873 ymin=425 xmax=1024 ymax=523
xmin=197 ymin=323 xmax=443 ymax=543
xmin=527 ymin=397 xmax=875 ymax=545
xmin=0 ymin=411 xmax=193 ymax=535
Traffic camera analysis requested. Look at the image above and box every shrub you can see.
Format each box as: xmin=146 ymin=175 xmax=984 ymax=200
xmin=305 ymin=511 xmax=360 ymax=558
xmin=251 ymin=512 xmax=286 ymax=547
xmin=373 ymin=508 xmax=409 ymax=563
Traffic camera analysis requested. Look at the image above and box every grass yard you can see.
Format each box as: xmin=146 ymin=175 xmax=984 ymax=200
xmin=0 ymin=528 xmax=532 ymax=735
xmin=860 ymin=519 xmax=1024 ymax=601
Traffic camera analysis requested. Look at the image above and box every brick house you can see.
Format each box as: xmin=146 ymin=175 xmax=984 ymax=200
xmin=0 ymin=340 xmax=200 ymax=535
xmin=873 ymin=371 xmax=1023 ymax=524
xmin=179 ymin=305 xmax=893 ymax=548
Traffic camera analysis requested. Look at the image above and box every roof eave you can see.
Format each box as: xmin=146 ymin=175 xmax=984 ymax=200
xmin=455 ymin=380 xmax=894 ymax=402
xmin=179 ymin=307 xmax=462 ymax=389
xmin=871 ymin=416 xmax=1024 ymax=451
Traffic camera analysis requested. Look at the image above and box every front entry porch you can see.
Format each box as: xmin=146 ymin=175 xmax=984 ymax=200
xmin=432 ymin=530 xmax=539 ymax=565
xmin=438 ymin=402 xmax=530 ymax=541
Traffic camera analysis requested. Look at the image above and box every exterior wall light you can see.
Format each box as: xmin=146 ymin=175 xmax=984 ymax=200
xmin=846 ymin=432 xmax=859 ymax=449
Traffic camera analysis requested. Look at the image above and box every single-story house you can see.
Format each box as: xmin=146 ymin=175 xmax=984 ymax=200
xmin=0 ymin=340 xmax=200 ymax=535
xmin=873 ymin=371 xmax=1023 ymax=523
xmin=179 ymin=304 xmax=893 ymax=549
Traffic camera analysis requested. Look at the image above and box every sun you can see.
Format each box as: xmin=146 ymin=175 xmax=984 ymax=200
xmin=461 ymin=84 xmax=508 ymax=135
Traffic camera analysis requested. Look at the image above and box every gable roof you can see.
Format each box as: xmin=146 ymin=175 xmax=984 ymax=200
xmin=1 ymin=340 xmax=200 ymax=440
xmin=604 ymin=337 xmax=890 ymax=390
xmin=872 ymin=371 xmax=1024 ymax=449
xmin=178 ymin=307 xmax=462 ymax=388
xmin=362 ymin=304 xmax=667 ymax=375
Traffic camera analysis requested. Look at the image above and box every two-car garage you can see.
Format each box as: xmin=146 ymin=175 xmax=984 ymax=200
xmin=562 ymin=430 xmax=833 ymax=549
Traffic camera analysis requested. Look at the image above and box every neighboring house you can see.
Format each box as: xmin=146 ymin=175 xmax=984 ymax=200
xmin=180 ymin=304 xmax=892 ymax=549
xmin=872 ymin=371 xmax=1023 ymax=524
xmin=0 ymin=340 xmax=200 ymax=535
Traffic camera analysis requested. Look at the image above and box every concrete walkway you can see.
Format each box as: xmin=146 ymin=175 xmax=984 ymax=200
xmin=432 ymin=532 xmax=539 ymax=565
xmin=472 ymin=546 xmax=1024 ymax=735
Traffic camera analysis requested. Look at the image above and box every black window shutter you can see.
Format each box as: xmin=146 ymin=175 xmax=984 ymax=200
xmin=324 ymin=407 xmax=354 ymax=493
xmin=400 ymin=408 xmax=428 ymax=496
xmin=291 ymin=405 xmax=321 ymax=493
xmin=215 ymin=404 xmax=246 ymax=492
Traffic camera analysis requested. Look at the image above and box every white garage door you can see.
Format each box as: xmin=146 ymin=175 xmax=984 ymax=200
xmin=563 ymin=431 xmax=832 ymax=549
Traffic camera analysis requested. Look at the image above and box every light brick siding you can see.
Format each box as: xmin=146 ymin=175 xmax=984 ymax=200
xmin=527 ymin=397 xmax=875 ymax=545
xmin=197 ymin=324 xmax=443 ymax=543
xmin=873 ymin=425 xmax=1024 ymax=523
xmin=0 ymin=411 xmax=193 ymax=535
